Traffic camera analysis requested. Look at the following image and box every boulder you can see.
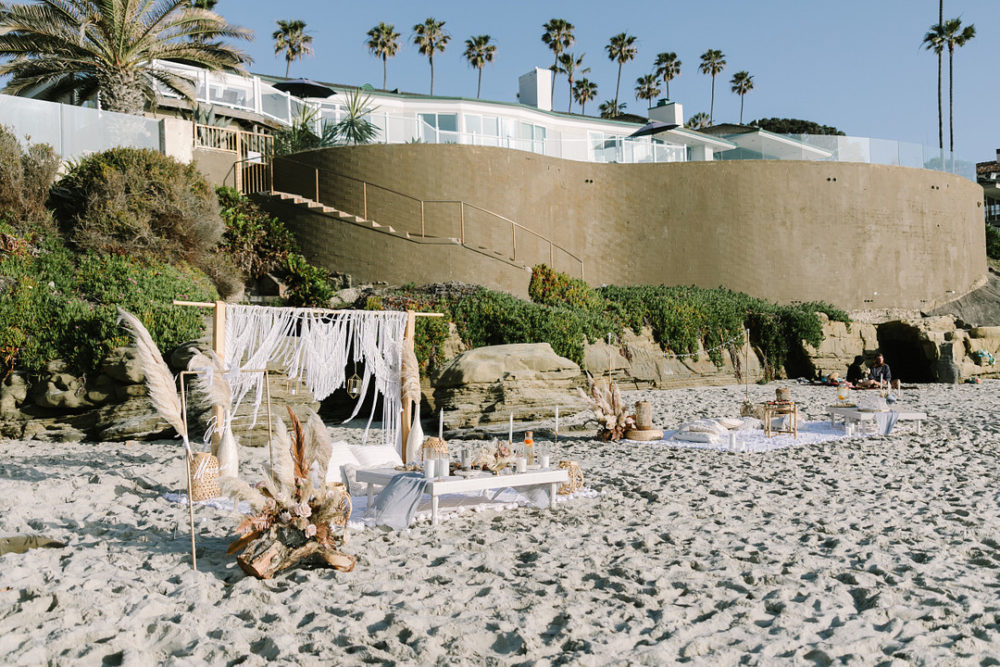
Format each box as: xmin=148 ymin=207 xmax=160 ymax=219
xmin=100 ymin=347 xmax=145 ymax=384
xmin=94 ymin=396 xmax=172 ymax=442
xmin=22 ymin=421 xmax=87 ymax=442
xmin=169 ymin=341 xmax=212 ymax=373
xmin=433 ymin=343 xmax=587 ymax=428
xmin=0 ymin=372 xmax=28 ymax=416
xmin=31 ymin=373 xmax=92 ymax=410
xmin=582 ymin=326 xmax=764 ymax=389
xmin=801 ymin=315 xmax=879 ymax=379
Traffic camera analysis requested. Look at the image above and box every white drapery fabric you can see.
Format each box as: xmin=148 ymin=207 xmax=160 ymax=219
xmin=223 ymin=306 xmax=408 ymax=450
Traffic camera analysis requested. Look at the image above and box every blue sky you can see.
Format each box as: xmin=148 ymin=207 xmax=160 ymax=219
xmin=227 ymin=1 xmax=993 ymax=158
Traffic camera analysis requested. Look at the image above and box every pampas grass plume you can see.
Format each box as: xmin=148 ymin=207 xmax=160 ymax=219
xmin=270 ymin=416 xmax=295 ymax=496
xmin=117 ymin=308 xmax=185 ymax=438
xmin=219 ymin=476 xmax=266 ymax=511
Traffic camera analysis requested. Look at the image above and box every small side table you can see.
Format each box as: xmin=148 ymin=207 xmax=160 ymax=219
xmin=763 ymin=401 xmax=798 ymax=438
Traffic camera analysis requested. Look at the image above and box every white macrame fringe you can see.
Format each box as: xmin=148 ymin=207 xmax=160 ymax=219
xmin=223 ymin=306 xmax=407 ymax=452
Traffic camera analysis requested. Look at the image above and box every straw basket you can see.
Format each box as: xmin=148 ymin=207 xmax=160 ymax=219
xmin=421 ymin=437 xmax=448 ymax=462
xmin=557 ymin=460 xmax=584 ymax=495
xmin=776 ymin=387 xmax=791 ymax=402
xmin=325 ymin=482 xmax=352 ymax=527
xmin=634 ymin=401 xmax=653 ymax=430
xmin=189 ymin=452 xmax=220 ymax=501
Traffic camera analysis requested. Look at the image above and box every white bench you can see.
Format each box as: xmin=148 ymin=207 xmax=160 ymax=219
xmin=356 ymin=467 xmax=570 ymax=527
xmin=827 ymin=406 xmax=928 ymax=435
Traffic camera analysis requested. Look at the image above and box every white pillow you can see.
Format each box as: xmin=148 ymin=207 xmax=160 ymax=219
xmin=349 ymin=444 xmax=403 ymax=469
xmin=679 ymin=420 xmax=728 ymax=436
xmin=325 ymin=440 xmax=359 ymax=485
xmin=672 ymin=431 xmax=721 ymax=444
xmin=717 ymin=417 xmax=744 ymax=430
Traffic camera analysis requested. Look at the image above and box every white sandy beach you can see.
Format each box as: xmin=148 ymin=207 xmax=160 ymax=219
xmin=2 ymin=380 xmax=1000 ymax=664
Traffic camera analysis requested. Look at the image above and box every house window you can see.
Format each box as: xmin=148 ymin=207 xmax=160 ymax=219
xmin=419 ymin=113 xmax=459 ymax=143
xmin=519 ymin=122 xmax=547 ymax=155
xmin=463 ymin=114 xmax=500 ymax=146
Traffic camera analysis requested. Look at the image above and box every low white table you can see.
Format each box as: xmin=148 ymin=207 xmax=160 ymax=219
xmin=827 ymin=406 xmax=927 ymax=434
xmin=357 ymin=467 xmax=570 ymax=527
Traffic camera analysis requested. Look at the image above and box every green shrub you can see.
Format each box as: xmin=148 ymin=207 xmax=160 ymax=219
xmin=284 ymin=253 xmax=334 ymax=307
xmin=987 ymin=223 xmax=1000 ymax=261
xmin=0 ymin=232 xmax=216 ymax=376
xmin=52 ymin=147 xmax=223 ymax=266
xmin=363 ymin=288 xmax=451 ymax=370
xmin=528 ymin=264 xmax=605 ymax=311
xmin=0 ymin=125 xmax=59 ymax=231
xmin=216 ymin=186 xmax=297 ymax=279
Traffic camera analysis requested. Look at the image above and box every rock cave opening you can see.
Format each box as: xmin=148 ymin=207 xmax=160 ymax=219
xmin=876 ymin=322 xmax=938 ymax=382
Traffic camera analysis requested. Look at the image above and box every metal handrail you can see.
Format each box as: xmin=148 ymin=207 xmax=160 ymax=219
xmin=227 ymin=155 xmax=585 ymax=279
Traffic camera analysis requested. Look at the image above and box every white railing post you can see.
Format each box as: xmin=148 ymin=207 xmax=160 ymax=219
xmin=253 ymin=76 xmax=262 ymax=115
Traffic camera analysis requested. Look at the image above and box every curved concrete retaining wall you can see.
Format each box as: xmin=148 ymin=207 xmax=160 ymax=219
xmin=268 ymin=144 xmax=987 ymax=310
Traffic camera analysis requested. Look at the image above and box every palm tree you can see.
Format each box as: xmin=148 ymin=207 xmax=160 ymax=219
xmin=273 ymin=20 xmax=313 ymax=78
xmin=730 ymin=71 xmax=754 ymax=124
xmin=939 ymin=17 xmax=975 ymax=155
xmin=598 ymin=99 xmax=626 ymax=119
xmin=634 ymin=74 xmax=661 ymax=107
xmin=573 ymin=78 xmax=598 ymax=115
xmin=413 ymin=18 xmax=450 ymax=95
xmin=922 ymin=25 xmax=945 ymax=152
xmin=366 ymin=23 xmax=401 ymax=90
xmin=0 ymin=0 xmax=251 ymax=115
xmin=541 ymin=19 xmax=575 ymax=108
xmin=556 ymin=52 xmax=588 ymax=112
xmin=698 ymin=49 xmax=726 ymax=124
xmin=606 ymin=33 xmax=638 ymax=111
xmin=686 ymin=112 xmax=711 ymax=130
xmin=654 ymin=52 xmax=682 ymax=100
xmin=463 ymin=35 xmax=496 ymax=99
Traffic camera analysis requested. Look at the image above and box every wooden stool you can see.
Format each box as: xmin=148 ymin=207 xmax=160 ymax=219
xmin=763 ymin=401 xmax=798 ymax=438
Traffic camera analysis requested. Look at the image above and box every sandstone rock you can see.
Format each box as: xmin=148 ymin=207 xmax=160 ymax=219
xmin=114 ymin=384 xmax=149 ymax=401
xmin=94 ymin=397 xmax=172 ymax=441
xmin=970 ymin=326 xmax=1000 ymax=339
xmin=22 ymin=421 xmax=86 ymax=442
xmin=583 ymin=326 xmax=763 ymax=389
xmin=802 ymin=315 xmax=879 ymax=379
xmin=45 ymin=359 xmax=68 ymax=374
xmin=31 ymin=374 xmax=91 ymax=410
xmin=169 ymin=341 xmax=212 ymax=372
xmin=100 ymin=347 xmax=145 ymax=384
xmin=85 ymin=374 xmax=116 ymax=405
xmin=1 ymin=372 xmax=28 ymax=415
xmin=434 ymin=343 xmax=587 ymax=428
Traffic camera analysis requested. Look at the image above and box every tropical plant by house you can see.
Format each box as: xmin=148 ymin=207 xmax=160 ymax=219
xmin=573 ymin=78 xmax=598 ymax=115
xmin=606 ymin=33 xmax=638 ymax=111
xmin=730 ymin=71 xmax=754 ymax=125
xmin=654 ymin=51 xmax=681 ymax=100
xmin=599 ymin=99 xmax=626 ymax=119
xmin=557 ymin=52 xmax=589 ymax=113
xmin=698 ymin=49 xmax=726 ymax=124
xmin=463 ymin=35 xmax=497 ymax=99
xmin=413 ymin=18 xmax=450 ymax=95
xmin=541 ymin=18 xmax=575 ymax=108
xmin=272 ymin=105 xmax=336 ymax=156
xmin=273 ymin=19 xmax=314 ymax=78
xmin=366 ymin=22 xmax=401 ymax=90
xmin=333 ymin=90 xmax=379 ymax=145
xmin=0 ymin=0 xmax=251 ymax=115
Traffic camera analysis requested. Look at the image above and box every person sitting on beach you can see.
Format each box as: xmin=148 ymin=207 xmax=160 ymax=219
xmin=855 ymin=354 xmax=891 ymax=389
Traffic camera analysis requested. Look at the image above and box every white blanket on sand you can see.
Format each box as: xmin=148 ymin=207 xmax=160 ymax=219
xmin=637 ymin=420 xmax=855 ymax=453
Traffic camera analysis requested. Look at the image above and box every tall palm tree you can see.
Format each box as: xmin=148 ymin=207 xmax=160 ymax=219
xmin=573 ymin=78 xmax=598 ymax=115
xmin=922 ymin=24 xmax=945 ymax=152
xmin=273 ymin=20 xmax=313 ymax=78
xmin=730 ymin=71 xmax=754 ymax=124
xmin=598 ymin=99 xmax=626 ymax=119
xmin=698 ymin=49 xmax=726 ymax=124
xmin=463 ymin=35 xmax=496 ymax=99
xmin=686 ymin=112 xmax=711 ymax=130
xmin=940 ymin=17 xmax=975 ymax=154
xmin=556 ymin=52 xmax=588 ymax=112
xmin=366 ymin=22 xmax=401 ymax=90
xmin=654 ymin=52 xmax=682 ymax=100
xmin=634 ymin=74 xmax=661 ymax=106
xmin=606 ymin=33 xmax=638 ymax=111
xmin=541 ymin=19 xmax=575 ymax=108
xmin=0 ymin=0 xmax=251 ymax=115
xmin=413 ymin=17 xmax=450 ymax=95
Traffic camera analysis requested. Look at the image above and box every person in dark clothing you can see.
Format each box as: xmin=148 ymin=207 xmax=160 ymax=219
xmin=856 ymin=353 xmax=891 ymax=388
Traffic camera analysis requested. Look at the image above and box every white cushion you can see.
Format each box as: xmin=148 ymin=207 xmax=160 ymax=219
xmin=679 ymin=419 xmax=728 ymax=436
xmin=349 ymin=444 xmax=403 ymax=469
xmin=672 ymin=431 xmax=721 ymax=444
xmin=717 ymin=417 xmax=744 ymax=430
xmin=325 ymin=440 xmax=359 ymax=485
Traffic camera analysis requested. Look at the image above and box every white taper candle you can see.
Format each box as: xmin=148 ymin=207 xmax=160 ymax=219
xmin=509 ymin=412 xmax=513 ymax=443
xmin=439 ymin=410 xmax=443 ymax=440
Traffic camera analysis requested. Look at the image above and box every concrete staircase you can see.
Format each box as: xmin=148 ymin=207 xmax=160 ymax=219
xmin=267 ymin=191 xmax=533 ymax=270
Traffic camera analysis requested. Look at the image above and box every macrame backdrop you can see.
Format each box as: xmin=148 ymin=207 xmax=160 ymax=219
xmin=223 ymin=306 xmax=408 ymax=450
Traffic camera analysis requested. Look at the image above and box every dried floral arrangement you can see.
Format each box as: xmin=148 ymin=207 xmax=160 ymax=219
xmin=222 ymin=406 xmax=355 ymax=579
xmin=578 ymin=376 xmax=635 ymax=441
xmin=472 ymin=439 xmax=514 ymax=474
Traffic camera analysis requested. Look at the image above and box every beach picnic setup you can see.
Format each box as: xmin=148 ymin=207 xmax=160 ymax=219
xmin=115 ymin=301 xmax=596 ymax=578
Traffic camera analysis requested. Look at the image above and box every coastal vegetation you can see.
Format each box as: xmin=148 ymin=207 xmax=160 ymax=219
xmin=364 ymin=265 xmax=848 ymax=382
xmin=749 ymin=118 xmax=845 ymax=136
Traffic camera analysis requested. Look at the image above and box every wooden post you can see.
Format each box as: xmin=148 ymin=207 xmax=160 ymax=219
xmin=400 ymin=310 xmax=417 ymax=464
xmin=211 ymin=301 xmax=226 ymax=454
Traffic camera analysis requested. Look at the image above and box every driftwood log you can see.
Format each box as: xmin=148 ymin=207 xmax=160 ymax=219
xmin=235 ymin=526 xmax=356 ymax=579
